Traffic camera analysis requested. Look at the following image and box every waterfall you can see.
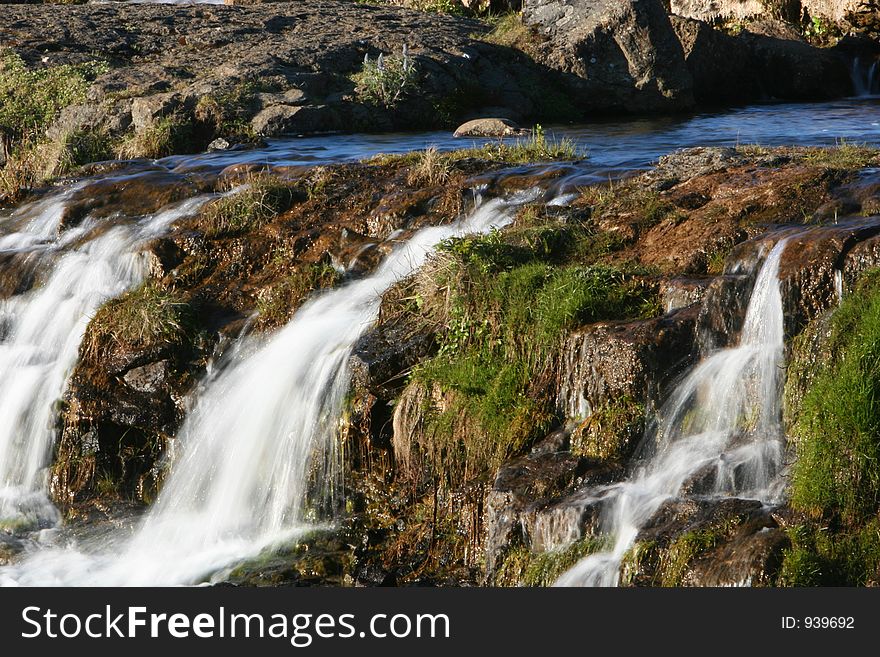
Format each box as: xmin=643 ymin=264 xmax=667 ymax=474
xmin=0 ymin=191 xmax=533 ymax=586
xmin=851 ymin=57 xmax=880 ymax=97
xmin=555 ymin=238 xmax=789 ymax=587
xmin=0 ymin=192 xmax=209 ymax=530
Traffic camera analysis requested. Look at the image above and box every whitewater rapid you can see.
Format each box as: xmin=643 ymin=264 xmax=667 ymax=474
xmin=0 ymin=190 xmax=535 ymax=586
xmin=555 ymin=238 xmax=789 ymax=586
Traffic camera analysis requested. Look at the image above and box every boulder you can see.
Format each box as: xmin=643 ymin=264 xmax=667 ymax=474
xmin=522 ymin=0 xmax=696 ymax=112
xmin=671 ymin=15 xmax=853 ymax=104
xmin=556 ymin=307 xmax=698 ymax=423
xmin=453 ymin=118 xmax=525 ymax=138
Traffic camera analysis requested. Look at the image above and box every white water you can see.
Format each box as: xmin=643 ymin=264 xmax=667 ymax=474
xmin=0 ymin=191 xmax=531 ymax=586
xmin=0 ymin=194 xmax=209 ymax=530
xmin=556 ymin=238 xmax=789 ymax=587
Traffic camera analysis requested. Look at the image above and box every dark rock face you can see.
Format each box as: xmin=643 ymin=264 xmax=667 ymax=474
xmin=523 ymin=0 xmax=696 ymax=112
xmin=671 ymin=15 xmax=853 ymax=104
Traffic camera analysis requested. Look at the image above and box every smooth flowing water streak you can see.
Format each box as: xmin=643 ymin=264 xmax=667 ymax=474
xmin=0 ymin=194 xmax=210 ymax=529
xmin=555 ymin=238 xmax=789 ymax=587
xmin=0 ymin=190 xmax=535 ymax=586
xmin=852 ymin=57 xmax=880 ymax=97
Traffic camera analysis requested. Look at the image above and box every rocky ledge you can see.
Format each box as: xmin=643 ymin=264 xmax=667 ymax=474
xmin=6 ymin=138 xmax=874 ymax=586
xmin=0 ymin=1 xmax=870 ymax=178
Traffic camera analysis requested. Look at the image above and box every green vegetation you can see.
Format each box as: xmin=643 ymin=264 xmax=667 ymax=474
xmin=789 ymin=269 xmax=880 ymax=525
xmin=84 ymin=283 xmax=195 ymax=360
xmin=495 ymin=537 xmax=608 ymax=586
xmin=582 ymin=181 xmax=683 ymax=231
xmin=0 ymin=50 xmax=106 ymax=143
xmin=780 ymin=269 xmax=880 ymax=586
xmin=480 ymin=12 xmax=544 ymax=57
xmin=116 ymin=115 xmax=195 ymax=160
xmin=201 ymin=174 xmax=299 ymax=238
xmin=352 ymin=47 xmax=419 ymax=108
xmin=777 ymin=521 xmax=880 ymax=586
xmin=256 ymin=262 xmax=342 ymax=329
xmin=372 ymin=127 xmax=580 ymax=175
xmin=405 ymin=146 xmax=453 ymax=187
xmin=0 ymin=49 xmax=108 ymax=199
xmin=393 ymin=215 xmax=659 ymax=488
xmin=194 ymin=81 xmax=262 ymax=140
xmin=798 ymin=141 xmax=879 ymax=169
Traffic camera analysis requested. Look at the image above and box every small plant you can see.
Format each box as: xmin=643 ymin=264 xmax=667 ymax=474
xmin=352 ymin=45 xmax=418 ymax=108
xmin=406 ymin=146 xmax=452 ymax=187
xmin=201 ymin=174 xmax=298 ymax=238
xmin=84 ymin=283 xmax=194 ymax=360
xmin=116 ymin=115 xmax=195 ymax=160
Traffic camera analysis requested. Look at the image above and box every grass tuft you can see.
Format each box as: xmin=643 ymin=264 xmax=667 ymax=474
xmin=116 ymin=115 xmax=195 ymax=160
xmin=201 ymin=174 xmax=299 ymax=238
xmin=84 ymin=284 xmax=194 ymax=360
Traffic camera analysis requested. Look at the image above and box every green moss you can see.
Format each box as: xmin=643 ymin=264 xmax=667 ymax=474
xmin=777 ymin=521 xmax=880 ymax=586
xmin=201 ymin=175 xmax=299 ymax=238
xmin=657 ymin=523 xmax=734 ymax=587
xmin=789 ymin=269 xmax=880 ymax=525
xmin=404 ymin=224 xmax=659 ymax=488
xmin=619 ymin=540 xmax=659 ymax=586
xmin=84 ymin=283 xmax=195 ymax=360
xmin=495 ymin=537 xmax=607 ymax=586
xmin=570 ymin=396 xmax=645 ymax=461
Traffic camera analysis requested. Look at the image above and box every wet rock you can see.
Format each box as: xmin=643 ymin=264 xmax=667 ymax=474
xmin=484 ymin=428 xmax=620 ymax=577
xmin=523 ymin=0 xmax=696 ymax=113
xmin=122 ymin=360 xmax=170 ymax=394
xmin=350 ymin=324 xmax=436 ymax=401
xmin=556 ymin=307 xmax=703 ymax=462
xmin=59 ymin=168 xmax=207 ymax=230
xmin=697 ymin=243 xmax=773 ymax=351
xmin=520 ymin=490 xmax=604 ymax=552
xmin=660 ymin=277 xmax=712 ymax=313
xmin=0 ymin=534 xmax=25 ymax=566
xmin=453 ymin=118 xmax=524 ymax=138
xmin=622 ymin=496 xmax=782 ymax=586
xmin=777 ymin=219 xmax=880 ymax=337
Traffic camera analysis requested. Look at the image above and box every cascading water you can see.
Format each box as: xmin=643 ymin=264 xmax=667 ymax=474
xmin=555 ymin=238 xmax=789 ymax=587
xmin=0 ymin=192 xmax=209 ymax=530
xmin=0 ymin=191 xmax=533 ymax=586
xmin=851 ymin=57 xmax=880 ymax=97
